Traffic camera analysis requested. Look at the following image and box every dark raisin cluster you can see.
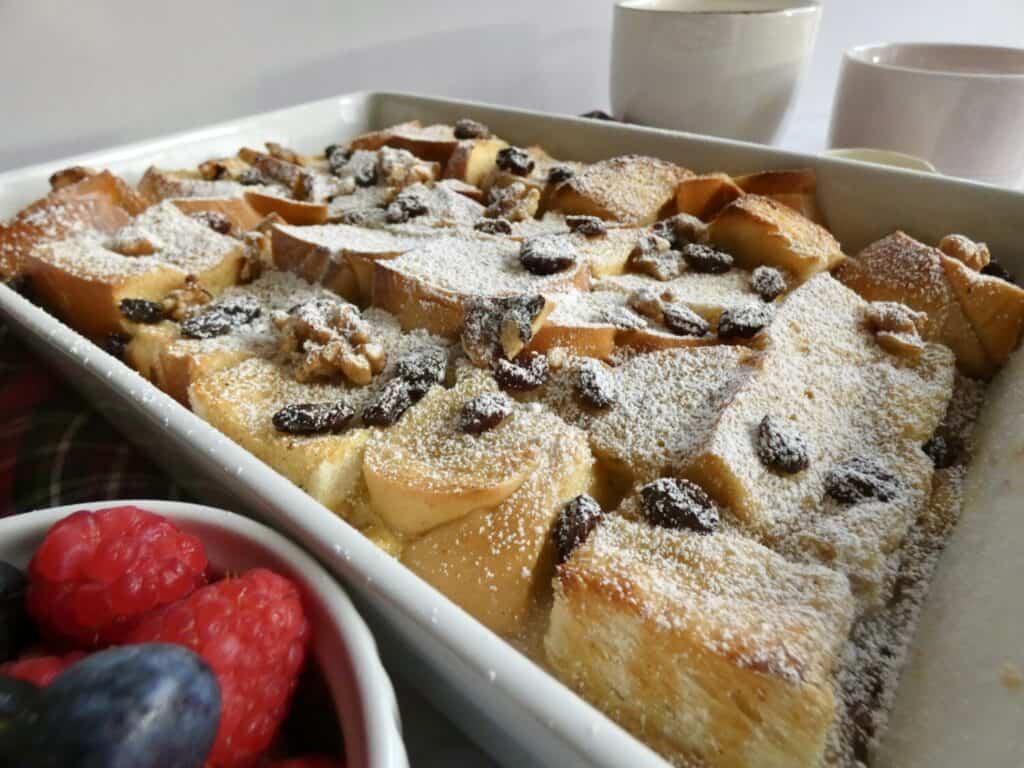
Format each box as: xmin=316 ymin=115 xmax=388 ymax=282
xmin=547 ymin=166 xmax=575 ymax=184
xmin=453 ymin=118 xmax=491 ymax=140
xmin=662 ymin=304 xmax=709 ymax=337
xmin=717 ymin=304 xmax=774 ymax=340
xmin=639 ymin=478 xmax=719 ymax=534
xmin=680 ymin=243 xmax=733 ymax=274
xmin=751 ymin=266 xmax=786 ymax=302
xmin=824 ymin=456 xmax=900 ymax=504
xmin=272 ymin=401 xmax=354 ymax=435
xmin=553 ymin=494 xmax=605 ymax=564
xmin=474 ymin=218 xmax=513 ymax=236
xmin=119 ymin=298 xmax=165 ymax=325
xmin=459 ymin=393 xmax=513 ymax=435
xmin=385 ymin=190 xmax=429 ymax=223
xmin=566 ymin=215 xmax=607 ymax=238
xmin=576 ymin=361 xmax=617 ymax=409
xmin=495 ymin=147 xmax=535 ymax=176
xmin=180 ymin=297 xmax=261 ymax=339
xmin=493 ymin=353 xmax=549 ymax=391
xmin=922 ymin=429 xmax=962 ymax=469
xmin=519 ymin=236 xmax=578 ymax=276
xmin=362 ymin=379 xmax=414 ymax=427
xmin=756 ymin=415 xmax=810 ymax=474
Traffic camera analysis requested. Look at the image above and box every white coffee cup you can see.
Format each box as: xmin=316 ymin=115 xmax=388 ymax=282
xmin=828 ymin=43 xmax=1024 ymax=188
xmin=610 ymin=0 xmax=821 ymax=144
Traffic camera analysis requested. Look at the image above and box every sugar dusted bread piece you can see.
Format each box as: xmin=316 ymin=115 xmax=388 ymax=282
xmin=401 ymin=395 xmax=595 ymax=634
xmin=21 ymin=201 xmax=247 ymax=338
xmin=370 ymin=232 xmax=590 ymax=336
xmin=548 ymin=154 xmax=692 ymax=225
xmin=363 ymin=369 xmax=549 ymax=536
xmin=168 ymin=197 xmax=265 ymax=233
xmin=685 ymin=274 xmax=955 ymax=606
xmin=545 ymin=516 xmax=855 ymax=768
xmin=271 ymin=223 xmax=432 ymax=301
xmin=707 ymin=194 xmax=843 ymax=281
xmin=444 ymin=137 xmax=509 ymax=187
xmin=1 ymin=171 xmax=146 ymax=278
xmin=571 ymin=227 xmax=640 ymax=277
xmin=127 ymin=271 xmax=331 ymax=403
xmin=137 ymin=166 xmax=260 ymax=204
xmin=348 ymin=120 xmax=464 ymax=163
xmin=675 ymin=172 xmax=744 ymax=221
xmin=836 ymin=230 xmax=1024 ymax=377
xmin=189 ymin=310 xmax=444 ymax=520
xmin=733 ymin=168 xmax=827 ymax=227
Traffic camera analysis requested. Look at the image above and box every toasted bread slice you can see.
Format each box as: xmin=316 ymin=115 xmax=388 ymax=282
xmin=685 ymin=275 xmax=955 ymax=607
xmin=546 ymin=515 xmax=855 ymax=768
xmin=548 ymin=154 xmax=692 ymax=225
xmin=401 ymin=404 xmax=594 ymax=634
xmin=707 ymin=195 xmax=843 ymax=281
xmin=370 ymin=233 xmax=590 ymax=336
xmin=348 ymin=120 xmax=462 ymax=164
xmin=733 ymin=168 xmax=827 ymax=227
xmin=168 ymin=197 xmax=265 ymax=233
xmin=137 ymin=166 xmax=259 ymax=204
xmin=363 ymin=370 xmax=549 ymax=535
xmin=0 ymin=171 xmax=146 ymax=278
xmin=572 ymin=227 xmax=640 ymax=277
xmin=244 ymin=190 xmax=328 ymax=226
xmin=444 ymin=137 xmax=509 ymax=187
xmin=21 ymin=202 xmax=247 ymax=338
xmin=941 ymin=255 xmax=1024 ymax=368
xmin=834 ymin=231 xmax=992 ymax=377
xmin=675 ymin=173 xmax=744 ymax=220
xmin=270 ymin=223 xmax=432 ymax=302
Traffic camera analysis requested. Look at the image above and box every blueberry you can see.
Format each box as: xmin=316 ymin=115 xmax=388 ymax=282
xmin=16 ymin=643 xmax=220 ymax=768
xmin=0 ymin=561 xmax=34 ymax=663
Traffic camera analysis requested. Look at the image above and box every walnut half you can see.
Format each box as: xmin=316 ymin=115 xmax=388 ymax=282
xmin=273 ymin=298 xmax=386 ymax=385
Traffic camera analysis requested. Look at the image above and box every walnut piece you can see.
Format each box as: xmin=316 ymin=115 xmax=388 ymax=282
xmin=939 ymin=233 xmax=990 ymax=271
xmin=628 ymin=234 xmax=681 ymax=281
xmin=485 ymin=182 xmax=540 ymax=222
xmin=161 ymin=276 xmax=212 ymax=321
xmin=866 ymin=301 xmax=927 ymax=361
xmin=628 ymin=288 xmax=665 ymax=322
xmin=273 ymin=298 xmax=386 ymax=385
xmin=377 ymin=147 xmax=439 ymax=188
xmin=265 ymin=142 xmax=303 ymax=165
xmin=462 ymin=295 xmax=549 ymax=366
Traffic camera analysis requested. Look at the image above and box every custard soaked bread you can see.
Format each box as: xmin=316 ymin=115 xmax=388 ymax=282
xmin=7 ymin=114 xmax=1020 ymax=768
xmin=546 ymin=516 xmax=855 ymax=768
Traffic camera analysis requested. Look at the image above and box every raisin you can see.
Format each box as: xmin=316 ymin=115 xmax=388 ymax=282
xmin=547 ymin=165 xmax=575 ymax=184
xmin=579 ymin=110 xmax=615 ymax=121
xmin=493 ymin=352 xmax=549 ymax=391
xmin=101 ymin=332 xmax=131 ymax=361
xmin=189 ymin=211 xmax=232 ymax=235
xmin=576 ymin=361 xmax=617 ymax=409
xmin=651 ymin=218 xmax=678 ymax=247
xmin=385 ymin=191 xmax=429 ymax=223
xmin=825 ymin=456 xmax=900 ymax=504
xmin=453 ymin=118 xmax=491 ymax=140
xmin=325 ymin=145 xmax=353 ymax=175
xmin=680 ymin=243 xmax=733 ymax=274
xmin=119 ymin=298 xmax=165 ymax=324
xmin=180 ymin=297 xmax=261 ymax=339
xmin=5 ymin=274 xmax=35 ymax=302
xmin=553 ymin=494 xmax=604 ymax=565
xmin=639 ymin=478 xmax=719 ymax=534
xmin=495 ymin=147 xmax=535 ymax=176
xmin=354 ymin=162 xmax=378 ymax=188
xmin=394 ymin=346 xmax=447 ymax=398
xmin=474 ymin=217 xmax=513 ymax=235
xmin=751 ymin=266 xmax=786 ymax=302
xmin=756 ymin=415 xmax=810 ymax=474
xmin=459 ymin=393 xmax=513 ymax=435
xmin=272 ymin=402 xmax=354 ymax=435
xmin=362 ymin=379 xmax=414 ymax=426
xmin=717 ymin=304 xmax=774 ymax=340
xmin=662 ymin=304 xmax=709 ymax=337
xmin=520 ymin=236 xmax=577 ymax=275
xmin=922 ymin=429 xmax=962 ymax=469
xmin=237 ymin=168 xmax=266 ymax=186
xmin=981 ymin=259 xmax=1016 ymax=284
xmin=566 ymin=215 xmax=607 ymax=238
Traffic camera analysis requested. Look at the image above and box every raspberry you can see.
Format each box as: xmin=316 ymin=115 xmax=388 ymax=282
xmin=125 ymin=569 xmax=310 ymax=768
xmin=27 ymin=506 xmax=208 ymax=648
xmin=270 ymin=758 xmax=343 ymax=768
xmin=1 ymin=651 xmax=87 ymax=686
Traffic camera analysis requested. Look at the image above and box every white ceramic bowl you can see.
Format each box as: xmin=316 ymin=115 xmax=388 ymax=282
xmin=828 ymin=43 xmax=1024 ymax=188
xmin=610 ymin=0 xmax=821 ymax=143
xmin=0 ymin=500 xmax=407 ymax=768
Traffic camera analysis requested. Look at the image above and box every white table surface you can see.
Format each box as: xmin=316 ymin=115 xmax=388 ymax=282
xmin=4 ymin=2 xmax=1022 ymax=764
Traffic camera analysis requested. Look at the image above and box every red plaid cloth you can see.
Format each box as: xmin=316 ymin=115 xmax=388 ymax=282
xmin=0 ymin=322 xmax=183 ymax=516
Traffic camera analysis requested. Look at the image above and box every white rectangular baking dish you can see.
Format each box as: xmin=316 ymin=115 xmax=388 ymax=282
xmin=1 ymin=91 xmax=1021 ymax=768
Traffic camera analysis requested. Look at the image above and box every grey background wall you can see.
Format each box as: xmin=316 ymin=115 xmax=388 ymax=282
xmin=2 ymin=0 xmax=1022 ymax=171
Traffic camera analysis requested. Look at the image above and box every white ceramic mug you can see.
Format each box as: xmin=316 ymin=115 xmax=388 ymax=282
xmin=610 ymin=0 xmax=821 ymax=144
xmin=829 ymin=43 xmax=1024 ymax=189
